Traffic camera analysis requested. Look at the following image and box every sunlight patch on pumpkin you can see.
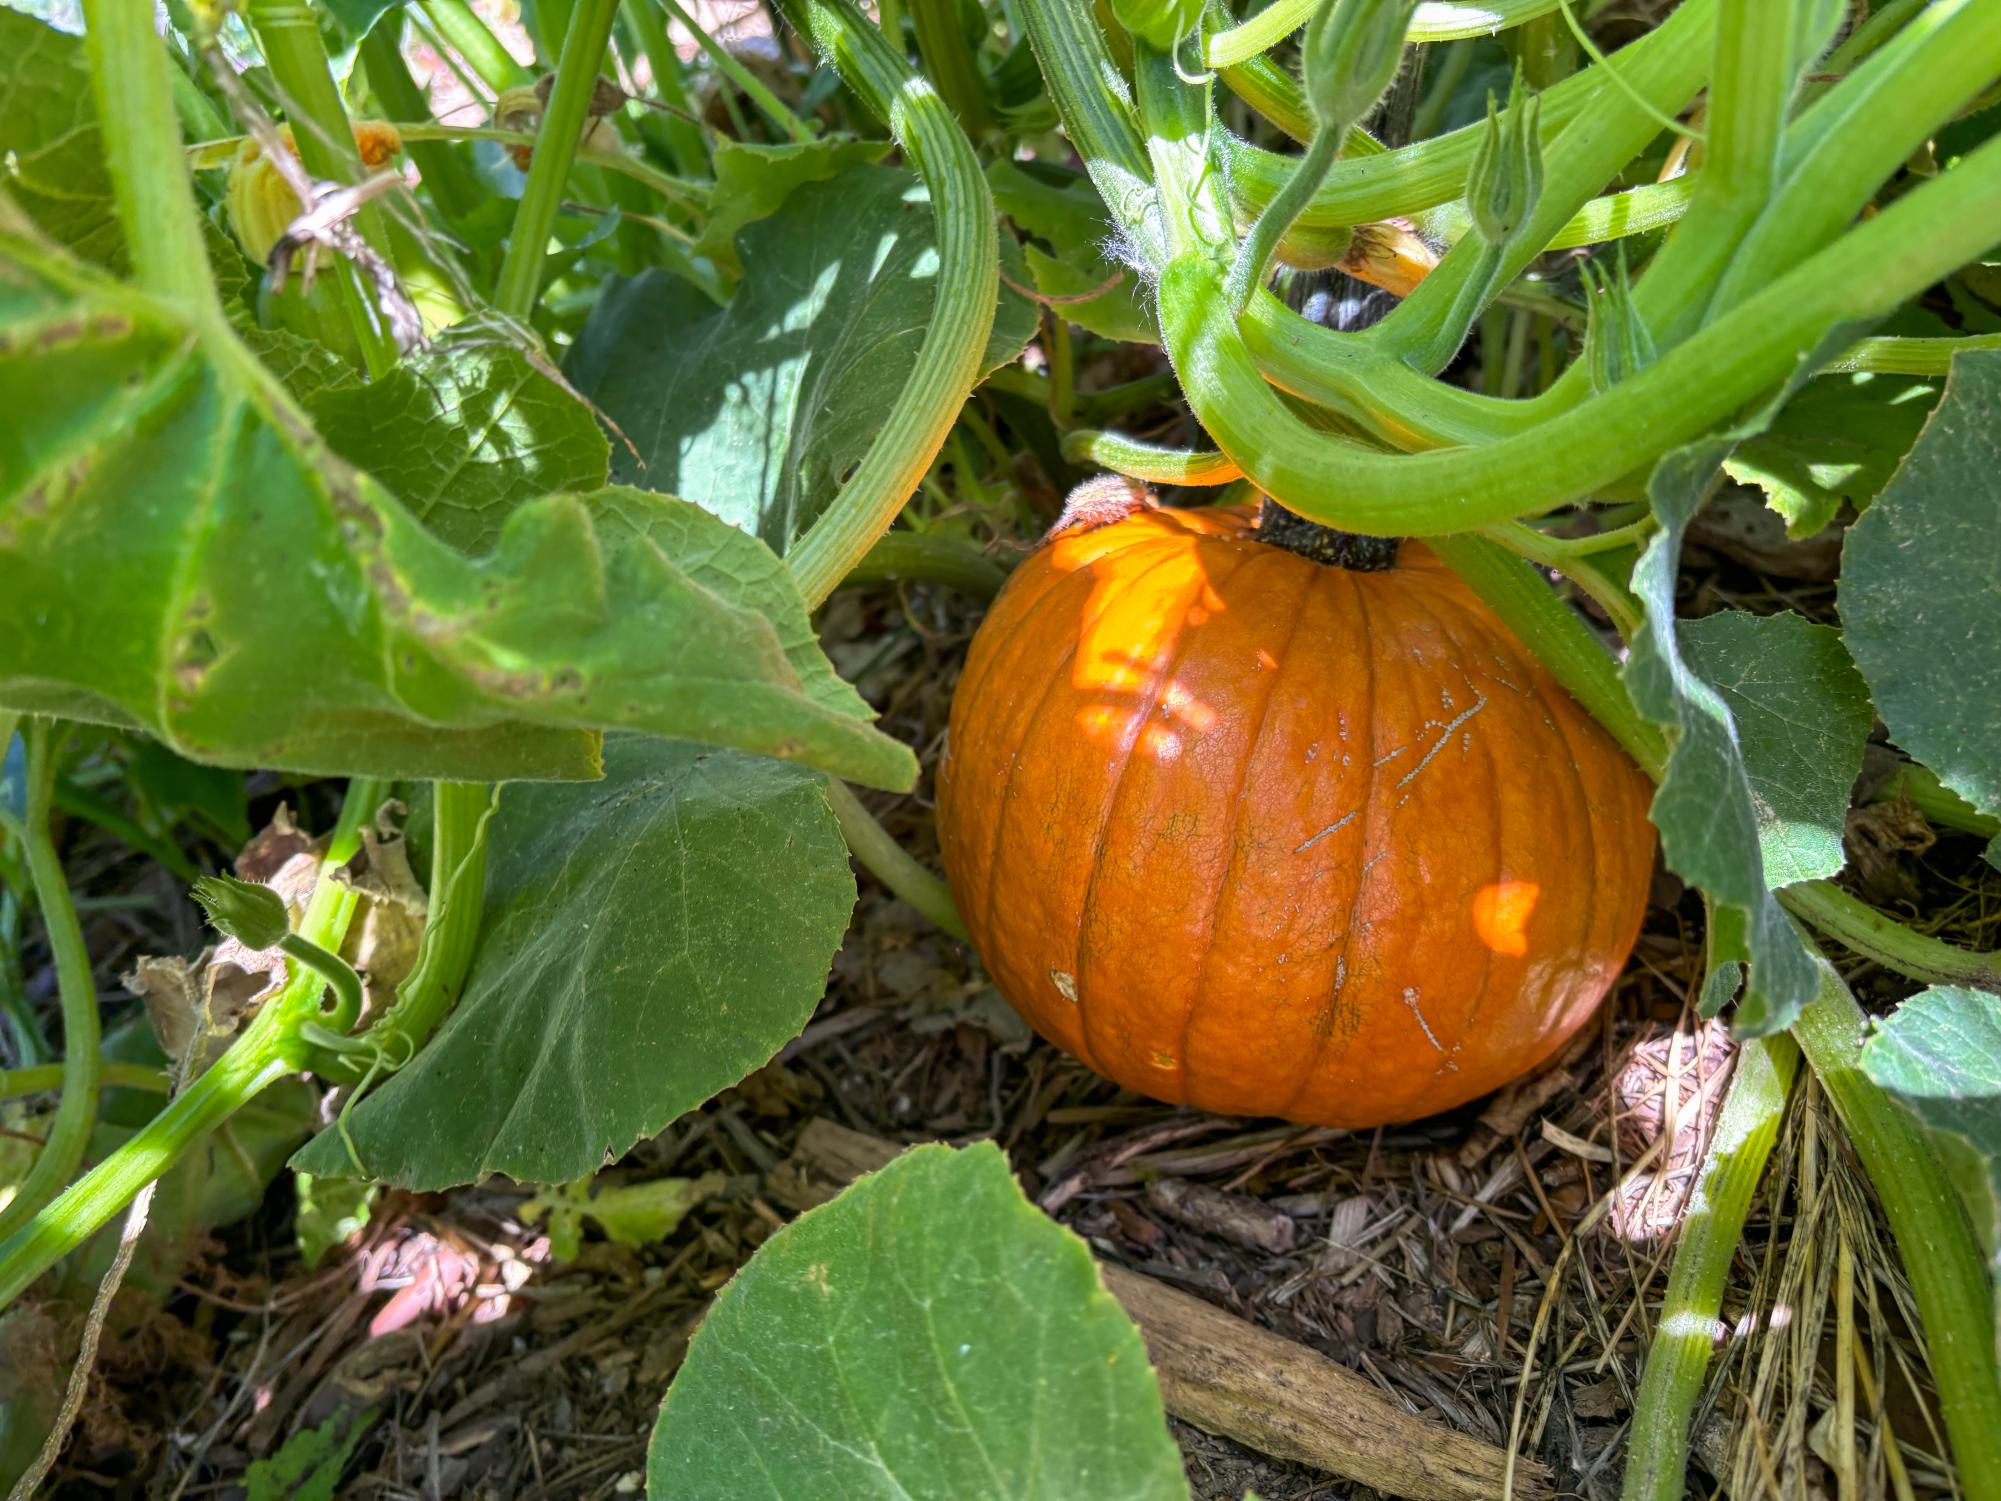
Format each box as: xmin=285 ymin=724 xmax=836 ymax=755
xmin=1471 ymin=880 xmax=1539 ymax=956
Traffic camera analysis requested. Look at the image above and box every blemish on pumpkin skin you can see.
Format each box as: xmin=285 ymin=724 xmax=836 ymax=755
xmin=1294 ymin=809 xmax=1356 ymax=853
xmin=1472 ymin=881 xmax=1539 ymax=956
xmin=1402 ymin=986 xmax=1445 ymax=1053
xmin=1049 ymin=969 xmax=1079 ymax=1003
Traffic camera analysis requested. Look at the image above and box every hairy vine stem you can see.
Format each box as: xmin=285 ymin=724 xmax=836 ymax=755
xmin=0 ymin=724 xmax=101 ymax=1244
xmin=495 ymin=0 xmax=622 ymax=318
xmin=843 ymin=532 xmax=1010 ymax=602
xmin=825 ymin=782 xmax=969 ymax=941
xmin=772 ymin=0 xmax=999 ymax=610
xmin=1621 ymin=1035 xmax=1799 ymax=1501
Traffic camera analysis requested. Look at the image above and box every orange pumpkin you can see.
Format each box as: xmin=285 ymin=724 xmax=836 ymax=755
xmin=935 ymin=504 xmax=1655 ymax=1128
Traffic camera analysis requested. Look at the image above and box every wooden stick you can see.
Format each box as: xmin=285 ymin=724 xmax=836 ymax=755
xmin=1101 ymin=1263 xmax=1548 ymax=1501
xmin=772 ymin=1121 xmax=1548 ymax=1500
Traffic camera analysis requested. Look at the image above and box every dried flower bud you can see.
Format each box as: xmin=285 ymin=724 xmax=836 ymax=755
xmin=1302 ymin=0 xmax=1419 ymax=135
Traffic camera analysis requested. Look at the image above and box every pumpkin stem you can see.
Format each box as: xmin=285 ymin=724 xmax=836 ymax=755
xmin=1254 ymin=500 xmax=1401 ymax=571
xmin=1048 ymin=473 xmax=1158 ymax=538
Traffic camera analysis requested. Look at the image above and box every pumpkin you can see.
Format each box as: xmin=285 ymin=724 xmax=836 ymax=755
xmin=935 ymin=504 xmax=1654 ymax=1128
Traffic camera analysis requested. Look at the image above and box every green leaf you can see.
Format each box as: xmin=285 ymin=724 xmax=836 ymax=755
xmin=291 ymin=736 xmax=858 ymax=1188
xmin=647 ymin=1143 xmax=1186 ymax=1501
xmin=235 ymin=325 xmax=362 ymax=406
xmin=1680 ymin=610 xmax=1873 ymax=888
xmin=306 ymin=317 xmax=611 ymax=556
xmin=1626 ymin=442 xmax=1820 ymax=1035
xmin=0 ymin=216 xmax=915 ymax=790
xmin=990 ymin=159 xmax=1155 ymax=344
xmin=1861 ymin=985 xmax=2001 ymax=1361
xmin=1724 ymin=370 xmax=1939 ymax=538
xmin=522 ymin=1172 xmax=724 ymax=1261
xmin=244 ymin=1411 xmax=378 ymax=1501
xmin=566 ymin=164 xmax=1036 ymax=558
xmin=1840 ymin=350 xmax=2001 ymax=855
xmin=693 ymin=138 xmax=892 ymax=277
xmin=0 ymin=10 xmax=123 ymax=271
xmin=319 ymin=0 xmax=406 ymax=37
xmin=294 ymin=1172 xmax=381 ymax=1269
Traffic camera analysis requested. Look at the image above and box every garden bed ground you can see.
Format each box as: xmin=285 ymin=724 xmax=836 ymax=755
xmin=20 ymin=490 xmax=1996 ymax=1500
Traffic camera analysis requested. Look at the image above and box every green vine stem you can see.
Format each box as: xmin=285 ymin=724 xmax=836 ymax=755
xmin=1209 ymin=0 xmax=1563 ymax=65
xmin=1790 ymin=957 xmax=2001 ymax=1495
xmin=824 ymin=781 xmax=969 ymax=941
xmin=422 ymin=0 xmax=534 ymax=91
xmin=0 ymin=781 xmax=381 ymax=1312
xmin=1826 ymin=332 xmax=2001 ymax=377
xmin=1621 ymin=1034 xmax=1800 ymax=1501
xmin=842 ymin=532 xmax=1009 ymax=601
xmin=1 ymin=1063 xmax=169 ymax=1102
xmin=1221 ymin=0 xmax=1715 ymax=231
xmin=1779 ymin=881 xmax=2001 ymax=994
xmin=0 ymin=723 xmax=102 ymax=1244
xmin=1227 ymin=1 xmax=1994 ymax=456
xmin=495 ymin=0 xmax=622 ymax=319
xmin=1157 ymin=134 xmax=2001 ymax=536
xmin=909 ymin=0 xmax=990 ymax=136
xmin=321 ymin=781 xmax=500 ymax=1082
xmin=80 ymin=0 xmax=218 ymax=313
xmin=1062 ymin=430 xmax=1244 ymax=486
xmin=773 ymin=0 xmax=999 ymax=610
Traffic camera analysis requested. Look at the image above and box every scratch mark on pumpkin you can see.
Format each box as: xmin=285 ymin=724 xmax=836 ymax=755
xmin=1295 ymin=810 xmax=1357 ymax=853
xmin=1402 ymin=986 xmax=1445 ymax=1053
xmin=1395 ymin=690 xmax=1488 ymax=791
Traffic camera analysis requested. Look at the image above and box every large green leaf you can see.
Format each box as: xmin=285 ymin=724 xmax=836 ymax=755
xmin=1680 ymin=610 xmax=1873 ymax=888
xmin=0 ymin=10 xmax=122 ymax=271
xmin=1840 ymin=350 xmax=2001 ymax=863
xmin=647 ymin=1143 xmax=1187 ymax=1501
xmin=1626 ymin=440 xmax=1820 ymax=1035
xmin=1723 ymin=370 xmax=1939 ymax=538
xmin=566 ymin=164 xmax=1036 ymax=558
xmin=305 ymin=317 xmax=611 ymax=555
xmin=291 ymin=735 xmax=858 ymax=1188
xmin=1861 ymin=985 xmax=2001 ymax=1361
xmin=0 ymin=213 xmax=915 ymax=790
xmin=692 ymin=138 xmax=892 ymax=278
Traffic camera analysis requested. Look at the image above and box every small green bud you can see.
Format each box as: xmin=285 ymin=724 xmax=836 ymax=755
xmin=1583 ymin=251 xmax=1657 ymax=393
xmin=1466 ymin=71 xmax=1544 ymax=248
xmin=1302 ymin=0 xmax=1420 ymax=135
xmin=1111 ymin=0 xmax=1205 ymax=52
xmin=192 ymin=874 xmax=291 ymax=950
